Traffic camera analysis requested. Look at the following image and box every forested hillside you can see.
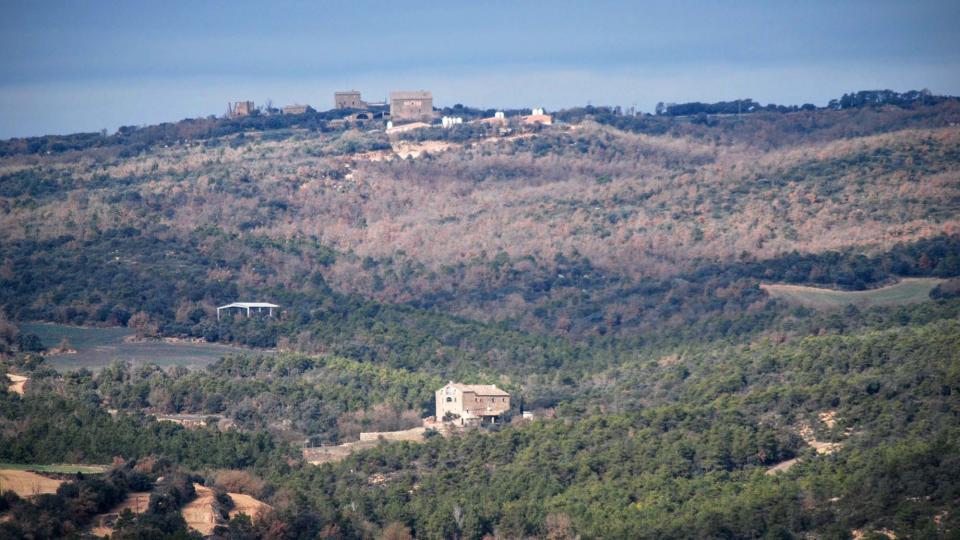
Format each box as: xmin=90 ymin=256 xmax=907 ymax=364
xmin=1 ymin=103 xmax=959 ymax=343
xmin=1 ymin=101 xmax=959 ymax=539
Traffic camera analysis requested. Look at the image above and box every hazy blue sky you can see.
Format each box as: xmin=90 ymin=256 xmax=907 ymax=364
xmin=1 ymin=0 xmax=959 ymax=138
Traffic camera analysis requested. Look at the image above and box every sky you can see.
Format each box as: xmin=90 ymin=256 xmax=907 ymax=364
xmin=1 ymin=0 xmax=959 ymax=138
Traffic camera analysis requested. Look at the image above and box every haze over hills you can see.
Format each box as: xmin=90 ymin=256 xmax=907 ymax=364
xmin=1 ymin=89 xmax=959 ymax=539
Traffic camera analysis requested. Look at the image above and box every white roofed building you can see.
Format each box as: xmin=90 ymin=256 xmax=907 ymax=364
xmin=216 ymin=302 xmax=279 ymax=320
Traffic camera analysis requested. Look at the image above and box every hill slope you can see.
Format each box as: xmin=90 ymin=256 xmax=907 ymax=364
xmin=1 ymin=106 xmax=958 ymax=344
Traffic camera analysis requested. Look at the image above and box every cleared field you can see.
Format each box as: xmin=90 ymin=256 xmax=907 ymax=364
xmin=20 ymin=323 xmax=269 ymax=371
xmin=304 ymin=440 xmax=379 ymax=465
xmin=228 ymin=492 xmax=271 ymax=521
xmin=181 ymin=483 xmax=271 ymax=535
xmin=112 ymin=491 xmax=151 ymax=513
xmin=765 ymin=458 xmax=798 ymax=475
xmin=0 ymin=469 xmax=62 ymax=496
xmin=90 ymin=491 xmax=151 ymax=537
xmin=182 ymin=484 xmax=219 ymax=536
xmin=5 ymin=374 xmax=27 ymax=395
xmin=760 ymin=278 xmax=944 ymax=309
xmin=0 ymin=463 xmax=108 ymax=474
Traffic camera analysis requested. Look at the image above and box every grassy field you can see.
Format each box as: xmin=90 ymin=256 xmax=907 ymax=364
xmin=760 ymin=278 xmax=945 ymax=309
xmin=0 ymin=463 xmax=109 ymax=473
xmin=0 ymin=469 xmax=63 ymax=496
xmin=20 ymin=323 xmax=270 ymax=371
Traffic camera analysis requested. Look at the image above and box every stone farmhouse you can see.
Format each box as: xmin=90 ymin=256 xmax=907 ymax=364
xmin=390 ymin=90 xmax=434 ymax=121
xmin=436 ymin=382 xmax=510 ymax=425
xmin=335 ymin=90 xmax=367 ymax=109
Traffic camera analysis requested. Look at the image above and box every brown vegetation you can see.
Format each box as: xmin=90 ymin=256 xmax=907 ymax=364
xmin=336 ymin=402 xmax=423 ymax=442
xmin=210 ymin=469 xmax=266 ymax=495
xmin=1 ymin=112 xmax=957 ymax=336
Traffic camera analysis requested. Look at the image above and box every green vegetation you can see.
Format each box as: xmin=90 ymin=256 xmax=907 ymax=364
xmin=2 ymin=306 xmax=958 ymax=538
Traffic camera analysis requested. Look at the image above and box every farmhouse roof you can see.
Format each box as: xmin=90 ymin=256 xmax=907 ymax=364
xmin=444 ymin=382 xmax=510 ymax=397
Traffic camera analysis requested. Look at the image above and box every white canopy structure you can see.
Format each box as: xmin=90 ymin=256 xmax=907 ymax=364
xmin=217 ymin=302 xmax=279 ymax=320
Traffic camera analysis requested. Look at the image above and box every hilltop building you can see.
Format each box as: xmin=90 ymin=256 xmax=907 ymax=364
xmin=229 ymin=101 xmax=255 ymax=118
xmin=390 ymin=90 xmax=434 ymax=121
xmin=436 ymin=382 xmax=510 ymax=425
xmin=282 ymin=104 xmax=310 ymax=115
xmin=335 ymin=91 xmax=367 ymax=109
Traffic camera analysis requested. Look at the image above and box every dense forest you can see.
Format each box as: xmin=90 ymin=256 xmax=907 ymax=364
xmin=3 ymin=301 xmax=959 ymax=538
xmin=1 ymin=97 xmax=959 ymax=538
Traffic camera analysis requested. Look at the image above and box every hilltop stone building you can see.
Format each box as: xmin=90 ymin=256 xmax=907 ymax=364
xmin=436 ymin=382 xmax=510 ymax=425
xmin=335 ymin=90 xmax=366 ymax=109
xmin=390 ymin=90 xmax=434 ymax=121
xmin=231 ymin=101 xmax=255 ymax=117
xmin=282 ymin=104 xmax=310 ymax=115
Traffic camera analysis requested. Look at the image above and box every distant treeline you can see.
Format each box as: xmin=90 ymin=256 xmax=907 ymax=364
xmin=655 ymin=89 xmax=957 ymax=117
xmin=656 ymin=98 xmax=815 ymax=116
xmin=0 ymin=108 xmax=363 ymax=158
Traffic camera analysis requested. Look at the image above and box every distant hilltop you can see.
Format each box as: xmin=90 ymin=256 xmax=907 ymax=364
xmin=0 ymin=88 xmax=956 ymax=157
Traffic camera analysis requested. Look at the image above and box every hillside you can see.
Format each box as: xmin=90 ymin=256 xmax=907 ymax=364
xmin=1 ymin=102 xmax=959 ymax=539
xmin=1 ymin=104 xmax=958 ymax=344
